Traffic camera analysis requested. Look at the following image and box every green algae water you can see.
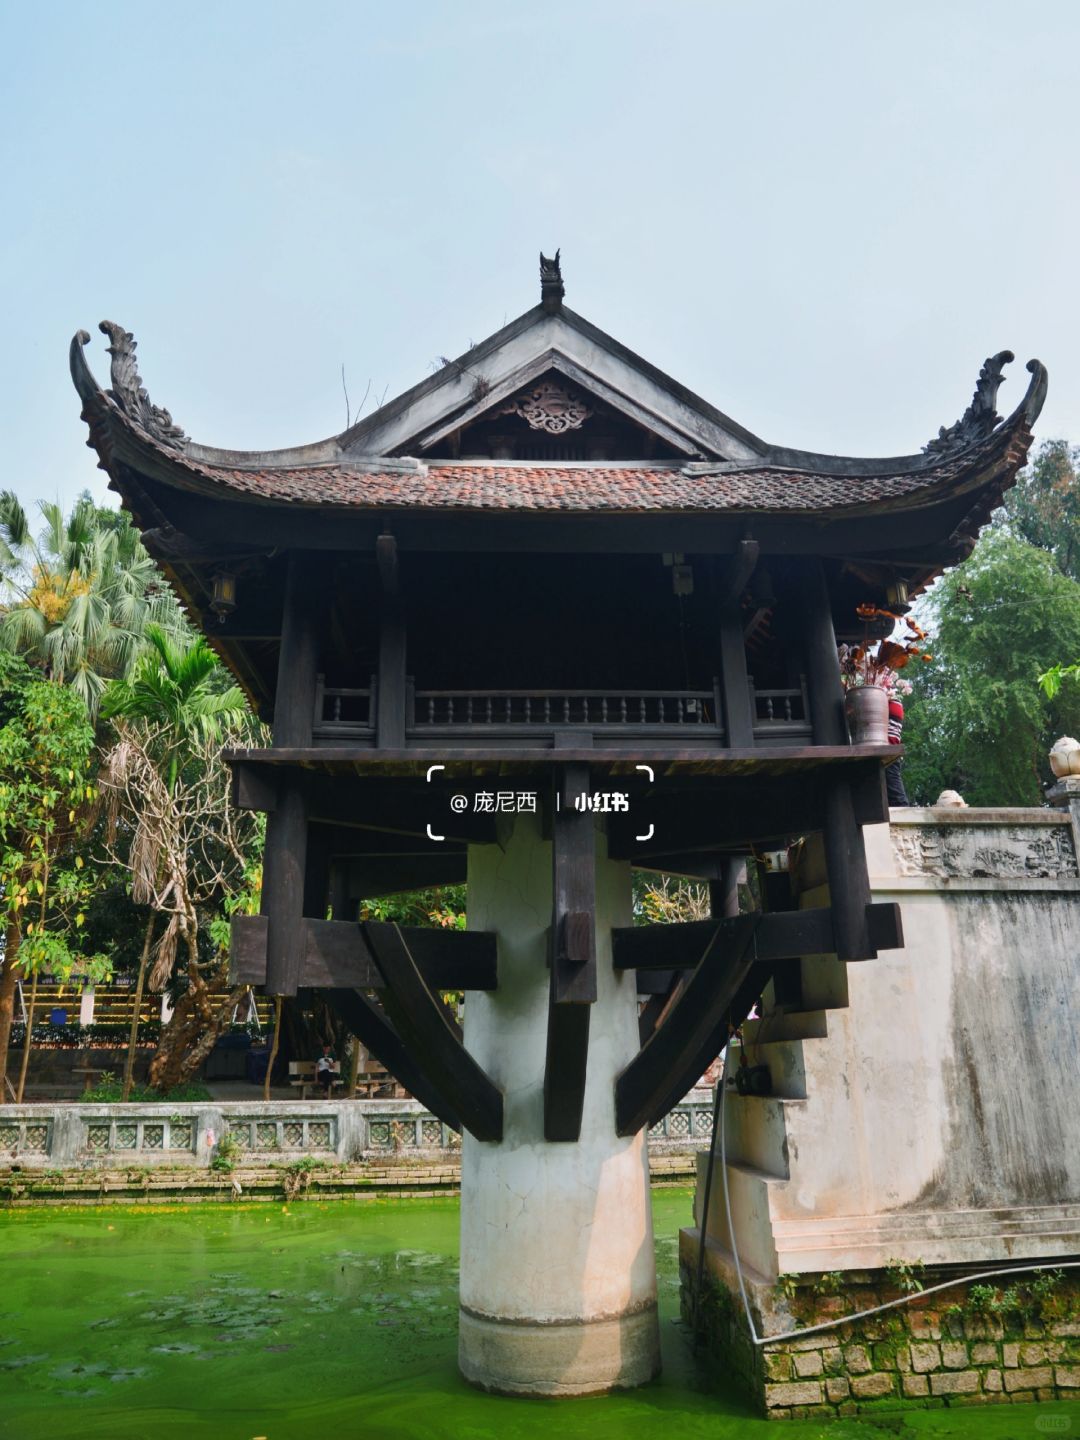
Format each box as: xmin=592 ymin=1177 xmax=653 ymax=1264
xmin=1 ymin=1191 xmax=1077 ymax=1440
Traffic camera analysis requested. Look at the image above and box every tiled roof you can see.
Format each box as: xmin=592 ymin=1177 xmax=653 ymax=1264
xmin=166 ymin=444 xmax=1025 ymax=515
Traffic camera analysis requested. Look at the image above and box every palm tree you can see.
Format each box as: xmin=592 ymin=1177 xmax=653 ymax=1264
xmin=0 ymin=492 xmax=184 ymax=717
xmin=101 ymin=625 xmax=246 ymax=792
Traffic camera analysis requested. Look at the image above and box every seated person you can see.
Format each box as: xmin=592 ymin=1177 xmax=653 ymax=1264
xmin=315 ymin=1045 xmax=340 ymax=1097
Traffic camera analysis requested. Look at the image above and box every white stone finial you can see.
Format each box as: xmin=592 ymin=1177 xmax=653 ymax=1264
xmin=1049 ymin=736 xmax=1080 ymax=779
xmin=934 ymin=789 xmax=968 ymax=808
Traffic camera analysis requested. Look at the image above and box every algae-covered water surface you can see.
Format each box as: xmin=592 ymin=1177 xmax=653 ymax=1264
xmin=0 ymin=1190 xmax=1076 ymax=1440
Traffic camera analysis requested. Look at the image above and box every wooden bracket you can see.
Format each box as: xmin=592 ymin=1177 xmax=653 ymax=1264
xmin=361 ymin=921 xmax=503 ymax=1142
xmin=323 ymin=988 xmax=461 ymax=1131
xmin=614 ymin=914 xmax=760 ymax=1136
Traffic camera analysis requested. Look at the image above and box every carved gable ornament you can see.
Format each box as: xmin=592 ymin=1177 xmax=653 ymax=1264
xmin=497 ymin=380 xmax=593 ymax=435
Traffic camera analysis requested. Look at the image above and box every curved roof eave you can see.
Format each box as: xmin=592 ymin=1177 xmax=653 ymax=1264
xmin=70 ymin=325 xmax=1047 ymax=516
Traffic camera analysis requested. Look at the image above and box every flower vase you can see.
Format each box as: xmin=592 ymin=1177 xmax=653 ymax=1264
xmin=845 ymin=685 xmax=890 ymax=746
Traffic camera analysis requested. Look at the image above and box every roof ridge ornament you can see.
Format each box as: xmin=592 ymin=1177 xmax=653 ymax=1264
xmin=923 ymin=349 xmax=1014 ymax=458
xmin=540 ymin=249 xmax=564 ymax=314
xmin=98 ymin=320 xmax=187 ymax=450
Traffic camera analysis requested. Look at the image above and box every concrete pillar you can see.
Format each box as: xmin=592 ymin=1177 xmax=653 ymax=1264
xmin=458 ymin=812 xmax=660 ymax=1396
xmin=78 ymin=985 xmax=95 ymax=1028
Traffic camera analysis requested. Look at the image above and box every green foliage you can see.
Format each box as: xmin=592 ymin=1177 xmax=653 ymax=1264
xmin=996 ymin=438 xmax=1080 ymax=582
xmin=82 ymin=1071 xmax=212 ymax=1103
xmin=358 ymin=885 xmax=467 ymax=930
xmin=210 ymin=1132 xmax=242 ymax=1173
xmin=775 ymin=1273 xmax=800 ymax=1301
xmin=0 ymin=492 xmax=188 ymax=716
xmin=0 ymin=651 xmax=108 ymax=984
xmin=101 ymin=624 xmax=247 ymax=794
xmin=903 ymin=529 xmax=1080 ymax=804
xmin=810 ymin=1270 xmax=846 ymax=1297
xmin=884 ymin=1259 xmax=925 ymax=1294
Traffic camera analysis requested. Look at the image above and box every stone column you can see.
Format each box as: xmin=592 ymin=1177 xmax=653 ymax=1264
xmin=458 ymin=812 xmax=660 ymax=1396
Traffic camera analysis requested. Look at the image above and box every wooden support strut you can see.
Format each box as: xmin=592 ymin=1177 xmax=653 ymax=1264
xmin=615 ymin=913 xmax=760 ymax=1137
xmin=361 ymin=921 xmax=503 ymax=1143
xmin=322 ymin=988 xmax=461 ymax=1130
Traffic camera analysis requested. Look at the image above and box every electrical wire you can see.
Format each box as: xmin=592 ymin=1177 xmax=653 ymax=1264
xmin=711 ymin=1041 xmax=1080 ymax=1348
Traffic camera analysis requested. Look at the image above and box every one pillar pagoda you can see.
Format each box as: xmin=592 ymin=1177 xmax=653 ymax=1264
xmin=70 ymin=256 xmax=1045 ymax=1396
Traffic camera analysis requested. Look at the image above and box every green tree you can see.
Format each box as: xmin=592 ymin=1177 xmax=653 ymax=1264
xmin=996 ymin=438 xmax=1080 ymax=582
xmin=0 ymin=653 xmax=108 ymax=1099
xmin=0 ymin=492 xmax=185 ymax=717
xmin=100 ymin=628 xmax=249 ymax=1096
xmin=903 ymin=530 xmax=1080 ymax=805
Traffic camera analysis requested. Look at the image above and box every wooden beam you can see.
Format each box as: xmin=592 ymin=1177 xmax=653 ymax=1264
xmin=613 ymin=903 xmax=902 ymax=972
xmin=273 ymin=552 xmax=320 ymax=747
xmin=230 ymin=914 xmax=498 ymax=990
xmin=615 ymin=914 xmax=759 ymax=1136
xmin=361 ymin=921 xmax=503 ymax=1142
xmin=323 ymin=988 xmax=460 ymax=1130
xmin=551 ymin=764 xmax=597 ymax=1005
xmin=543 ymin=1005 xmax=591 ymax=1142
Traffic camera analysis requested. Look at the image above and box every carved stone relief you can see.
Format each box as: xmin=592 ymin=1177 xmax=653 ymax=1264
xmin=892 ymin=823 xmax=1078 ymax=879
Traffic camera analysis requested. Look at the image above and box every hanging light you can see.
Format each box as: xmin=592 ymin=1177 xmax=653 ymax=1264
xmin=210 ymin=569 xmax=237 ymax=623
xmin=885 ymin=578 xmax=910 ymax=609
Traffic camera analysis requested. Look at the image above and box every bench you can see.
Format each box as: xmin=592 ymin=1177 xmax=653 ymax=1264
xmin=288 ymin=1060 xmax=343 ymax=1099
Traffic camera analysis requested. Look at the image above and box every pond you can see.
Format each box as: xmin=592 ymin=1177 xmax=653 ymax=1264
xmin=0 ymin=1189 xmax=1077 ymax=1440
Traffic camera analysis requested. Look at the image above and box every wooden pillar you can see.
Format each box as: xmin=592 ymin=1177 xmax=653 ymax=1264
xmin=544 ymin=762 xmax=597 ymax=1143
xmin=262 ymin=552 xmax=319 ymax=996
xmin=376 ymin=533 xmax=407 ymax=747
xmin=799 ymin=558 xmax=847 ymax=747
xmin=799 ymin=559 xmax=875 ymax=960
xmin=718 ymin=609 xmax=754 ymax=746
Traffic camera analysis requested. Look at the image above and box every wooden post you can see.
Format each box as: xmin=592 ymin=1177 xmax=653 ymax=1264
xmin=263 ymin=552 xmax=319 ymax=996
xmin=799 ymin=558 xmax=847 ymax=747
xmin=376 ymin=533 xmax=407 ymax=746
xmin=798 ymin=559 xmax=876 ymax=960
xmin=823 ymin=778 xmax=876 ymax=960
xmin=718 ymin=609 xmax=754 ymax=747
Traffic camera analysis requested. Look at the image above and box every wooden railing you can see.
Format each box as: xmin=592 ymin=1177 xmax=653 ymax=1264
xmin=311 ymin=677 xmax=811 ymax=742
xmin=751 ymin=679 xmax=809 ymax=730
xmin=314 ymin=676 xmax=376 ymax=735
xmin=412 ymin=689 xmax=717 ymax=728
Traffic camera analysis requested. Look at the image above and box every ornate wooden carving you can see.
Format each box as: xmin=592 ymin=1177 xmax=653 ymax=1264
xmin=498 ymin=380 xmax=592 ymax=434
xmin=97 ymin=321 xmax=187 ymax=449
xmin=924 ymin=350 xmax=1014 ymax=458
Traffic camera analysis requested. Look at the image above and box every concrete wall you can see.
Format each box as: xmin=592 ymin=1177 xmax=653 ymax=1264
xmin=0 ymin=1090 xmax=712 ymax=1171
xmin=692 ymin=806 xmax=1080 ymax=1279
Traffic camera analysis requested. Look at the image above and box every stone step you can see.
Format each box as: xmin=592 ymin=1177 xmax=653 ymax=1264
xmin=722 ymin=1094 xmax=807 ymax=1179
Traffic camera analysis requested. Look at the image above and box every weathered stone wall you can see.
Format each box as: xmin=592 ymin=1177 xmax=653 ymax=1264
xmin=682 ymin=1254 xmax=1080 ymax=1419
xmin=684 ymin=805 xmax=1080 ymax=1417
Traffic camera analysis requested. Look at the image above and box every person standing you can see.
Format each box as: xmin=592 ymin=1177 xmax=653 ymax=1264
xmin=886 ymin=686 xmax=910 ymax=806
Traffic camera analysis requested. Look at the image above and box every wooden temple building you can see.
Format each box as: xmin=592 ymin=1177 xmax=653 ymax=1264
xmin=69 ymin=256 xmax=1046 ymax=1143
xmin=70 ymin=258 xmax=1046 ymax=1392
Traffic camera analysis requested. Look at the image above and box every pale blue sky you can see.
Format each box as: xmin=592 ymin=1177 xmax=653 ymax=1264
xmin=2 ymin=1 xmax=1077 ymax=513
